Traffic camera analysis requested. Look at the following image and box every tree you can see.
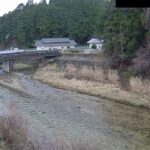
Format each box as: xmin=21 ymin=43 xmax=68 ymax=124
xmin=91 ymin=44 xmax=97 ymax=49
xmin=100 ymin=0 xmax=144 ymax=60
xmin=16 ymin=3 xmax=25 ymax=10
xmin=41 ymin=0 xmax=47 ymax=5
xmin=0 ymin=0 xmax=103 ymax=47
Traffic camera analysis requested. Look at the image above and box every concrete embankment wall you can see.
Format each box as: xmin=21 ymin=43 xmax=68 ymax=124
xmin=55 ymin=53 xmax=107 ymax=68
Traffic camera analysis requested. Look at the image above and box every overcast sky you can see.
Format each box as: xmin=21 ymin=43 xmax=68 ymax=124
xmin=0 ymin=0 xmax=48 ymax=16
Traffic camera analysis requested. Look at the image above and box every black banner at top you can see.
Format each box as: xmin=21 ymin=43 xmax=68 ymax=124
xmin=116 ymin=0 xmax=150 ymax=8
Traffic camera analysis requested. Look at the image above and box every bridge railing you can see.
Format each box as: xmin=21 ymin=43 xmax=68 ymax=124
xmin=0 ymin=49 xmax=62 ymax=61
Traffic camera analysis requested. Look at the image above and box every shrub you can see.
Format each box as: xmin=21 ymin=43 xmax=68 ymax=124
xmin=133 ymin=48 xmax=150 ymax=77
xmin=130 ymin=77 xmax=150 ymax=96
xmin=91 ymin=44 xmax=97 ymax=49
xmin=36 ymin=137 xmax=99 ymax=150
xmin=0 ymin=103 xmax=34 ymax=150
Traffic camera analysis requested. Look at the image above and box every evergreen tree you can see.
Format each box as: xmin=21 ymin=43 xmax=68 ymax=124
xmin=100 ymin=0 xmax=144 ymax=60
xmin=41 ymin=0 xmax=47 ymax=5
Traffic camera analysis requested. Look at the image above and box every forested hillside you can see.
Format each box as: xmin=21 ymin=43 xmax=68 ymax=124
xmin=0 ymin=0 xmax=149 ymax=76
xmin=0 ymin=0 xmax=101 ymax=48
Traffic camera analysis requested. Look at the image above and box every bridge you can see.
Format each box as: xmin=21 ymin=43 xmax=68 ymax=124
xmin=0 ymin=49 xmax=61 ymax=72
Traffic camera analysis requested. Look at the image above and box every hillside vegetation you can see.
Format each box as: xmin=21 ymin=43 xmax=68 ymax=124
xmin=0 ymin=0 xmax=101 ymax=47
xmin=0 ymin=0 xmax=150 ymax=76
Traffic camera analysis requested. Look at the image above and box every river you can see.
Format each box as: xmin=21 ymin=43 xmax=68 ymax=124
xmin=0 ymin=72 xmax=150 ymax=150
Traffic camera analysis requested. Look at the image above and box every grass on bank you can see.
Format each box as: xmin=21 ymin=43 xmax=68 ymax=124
xmin=64 ymin=64 xmax=119 ymax=86
xmin=130 ymin=77 xmax=150 ymax=96
xmin=33 ymin=64 xmax=150 ymax=108
xmin=0 ymin=103 xmax=34 ymax=150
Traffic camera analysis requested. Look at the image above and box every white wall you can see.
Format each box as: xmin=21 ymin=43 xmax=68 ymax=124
xmin=37 ymin=47 xmax=50 ymax=50
xmin=36 ymin=46 xmax=74 ymax=51
xmin=70 ymin=46 xmax=75 ymax=49
xmin=89 ymin=44 xmax=93 ymax=49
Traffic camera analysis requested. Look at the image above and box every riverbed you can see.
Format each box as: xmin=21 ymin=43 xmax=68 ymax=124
xmin=0 ymin=72 xmax=150 ymax=150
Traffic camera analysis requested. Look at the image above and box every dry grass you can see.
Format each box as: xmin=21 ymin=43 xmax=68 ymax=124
xmin=64 ymin=64 xmax=119 ymax=86
xmin=107 ymin=69 xmax=119 ymax=85
xmin=0 ymin=102 xmax=100 ymax=150
xmin=0 ymin=102 xmax=34 ymax=150
xmin=54 ymin=139 xmax=99 ymax=150
xmin=36 ymin=138 xmax=99 ymax=150
xmin=130 ymin=77 xmax=150 ymax=96
xmin=33 ymin=64 xmax=150 ymax=108
xmin=13 ymin=63 xmax=32 ymax=70
xmin=0 ymin=74 xmax=24 ymax=92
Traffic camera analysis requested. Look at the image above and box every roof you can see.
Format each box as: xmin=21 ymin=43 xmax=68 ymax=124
xmin=35 ymin=38 xmax=77 ymax=47
xmin=87 ymin=38 xmax=103 ymax=44
xmin=41 ymin=38 xmax=71 ymax=44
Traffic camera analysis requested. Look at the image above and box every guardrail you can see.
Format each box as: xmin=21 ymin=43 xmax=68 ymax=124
xmin=0 ymin=49 xmax=62 ymax=61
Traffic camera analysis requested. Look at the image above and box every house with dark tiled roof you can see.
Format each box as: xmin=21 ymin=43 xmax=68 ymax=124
xmin=35 ymin=38 xmax=77 ymax=51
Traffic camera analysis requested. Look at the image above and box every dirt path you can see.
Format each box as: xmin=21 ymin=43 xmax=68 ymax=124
xmin=0 ymin=73 xmax=150 ymax=150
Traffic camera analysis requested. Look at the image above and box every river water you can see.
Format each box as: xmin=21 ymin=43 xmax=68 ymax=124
xmin=0 ymin=73 xmax=150 ymax=150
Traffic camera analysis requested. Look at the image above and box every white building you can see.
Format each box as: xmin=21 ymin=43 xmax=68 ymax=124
xmin=87 ymin=38 xmax=103 ymax=50
xmin=35 ymin=38 xmax=77 ymax=51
